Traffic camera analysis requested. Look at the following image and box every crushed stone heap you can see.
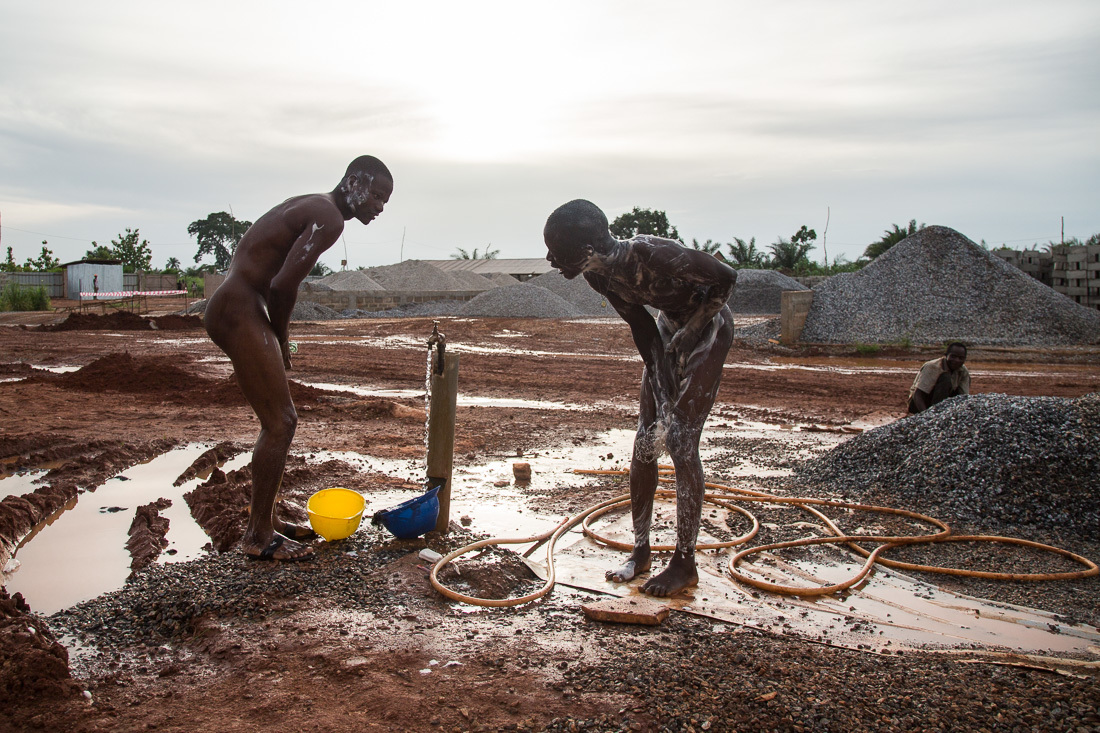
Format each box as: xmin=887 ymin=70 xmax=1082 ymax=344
xmin=527 ymin=270 xmax=614 ymax=316
xmin=727 ymin=269 xmax=807 ymax=314
xmin=365 ymin=260 xmax=471 ymax=291
xmin=458 ymin=283 xmax=582 ymax=318
xmin=306 ymin=270 xmax=384 ymax=291
xmin=793 ymin=392 xmax=1100 ymax=541
xmin=798 ymin=225 xmax=1100 ymax=346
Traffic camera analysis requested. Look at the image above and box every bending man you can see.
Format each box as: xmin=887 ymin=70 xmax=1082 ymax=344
xmin=205 ymin=156 xmax=393 ymax=561
xmin=544 ymin=199 xmax=737 ymax=596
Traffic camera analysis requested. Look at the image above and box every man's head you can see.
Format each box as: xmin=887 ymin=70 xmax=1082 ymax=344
xmin=339 ymin=156 xmax=393 ymax=225
xmin=944 ymin=342 xmax=967 ymax=372
xmin=544 ymin=199 xmax=614 ymax=279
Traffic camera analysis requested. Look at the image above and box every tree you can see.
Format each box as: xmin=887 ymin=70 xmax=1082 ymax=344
xmin=690 ymin=238 xmax=722 ymax=254
xmin=310 ymin=262 xmax=333 ymax=277
xmin=727 ymin=237 xmax=767 ymax=268
xmin=451 ymin=246 xmax=500 ymax=260
xmin=864 ymin=220 xmax=924 ymax=259
xmin=188 ymin=212 xmax=252 ymax=271
xmin=85 ymin=241 xmax=115 ymax=260
xmin=609 ymin=207 xmax=680 ymax=241
xmin=769 ymin=231 xmax=816 ymax=271
xmin=111 ymin=228 xmax=153 ymax=273
xmin=2 ymin=247 xmax=19 ymax=272
xmin=165 ymin=257 xmax=181 ymax=272
xmin=24 ymin=241 xmax=60 ymax=271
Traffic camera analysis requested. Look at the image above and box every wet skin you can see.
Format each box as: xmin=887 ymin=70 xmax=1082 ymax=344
xmin=910 ymin=344 xmax=967 ymax=413
xmin=546 ymin=210 xmax=737 ymax=596
xmin=204 ymin=166 xmax=391 ymax=561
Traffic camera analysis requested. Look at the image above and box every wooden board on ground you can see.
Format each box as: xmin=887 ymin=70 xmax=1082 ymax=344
xmin=582 ymin=596 xmax=670 ymax=625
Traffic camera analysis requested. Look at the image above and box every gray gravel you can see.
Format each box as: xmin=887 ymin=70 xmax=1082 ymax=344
xmin=365 ymin=260 xmax=470 ymax=291
xmin=799 ymin=225 xmax=1100 ymax=346
xmin=728 ymin=269 xmax=807 ymax=314
xmin=527 ymin=270 xmax=616 ymax=316
xmin=458 ymin=283 xmax=584 ymax=318
xmin=793 ymin=392 xmax=1100 ymax=542
xmin=307 ymin=270 xmax=385 ymax=291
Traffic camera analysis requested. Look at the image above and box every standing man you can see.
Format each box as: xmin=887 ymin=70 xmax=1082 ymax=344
xmin=205 ymin=156 xmax=393 ymax=561
xmin=907 ymin=342 xmax=970 ymax=414
xmin=544 ymin=199 xmax=738 ymax=597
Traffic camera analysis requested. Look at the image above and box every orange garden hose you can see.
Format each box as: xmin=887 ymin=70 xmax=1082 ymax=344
xmin=429 ymin=466 xmax=1098 ymax=606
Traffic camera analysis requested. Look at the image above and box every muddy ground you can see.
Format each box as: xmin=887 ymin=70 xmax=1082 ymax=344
xmin=1 ymin=302 xmax=1099 ymax=732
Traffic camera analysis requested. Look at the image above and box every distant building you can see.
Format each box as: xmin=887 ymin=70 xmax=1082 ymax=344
xmin=995 ymin=245 xmax=1100 ymax=311
xmin=60 ymin=259 xmax=123 ymax=300
xmin=426 ymin=258 xmax=554 ymax=282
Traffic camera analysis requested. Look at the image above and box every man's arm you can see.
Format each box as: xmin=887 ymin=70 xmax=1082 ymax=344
xmin=647 ymin=243 xmax=738 ymax=356
xmin=597 ymin=281 xmax=677 ymax=404
xmin=267 ymin=203 xmax=344 ymax=357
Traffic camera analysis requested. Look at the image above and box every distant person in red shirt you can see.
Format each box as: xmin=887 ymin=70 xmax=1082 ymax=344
xmin=908 ymin=342 xmax=970 ymax=414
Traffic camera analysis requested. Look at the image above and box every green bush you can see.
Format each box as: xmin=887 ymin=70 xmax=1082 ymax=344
xmin=1 ymin=283 xmax=52 ymax=311
xmin=854 ymin=342 xmax=881 ymax=355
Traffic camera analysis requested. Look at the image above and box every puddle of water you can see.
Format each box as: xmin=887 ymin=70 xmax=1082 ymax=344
xmin=4 ymin=444 xmax=248 ymax=615
xmin=302 ymin=381 xmax=610 ymax=412
xmin=0 ymin=469 xmax=52 ymax=500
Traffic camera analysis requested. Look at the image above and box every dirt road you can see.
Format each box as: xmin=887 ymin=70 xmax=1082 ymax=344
xmin=1 ymin=312 xmax=1098 ymax=731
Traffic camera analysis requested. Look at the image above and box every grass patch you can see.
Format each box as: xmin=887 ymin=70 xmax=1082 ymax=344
xmin=854 ymin=342 xmax=881 ymax=355
xmin=0 ymin=283 xmax=52 ymax=312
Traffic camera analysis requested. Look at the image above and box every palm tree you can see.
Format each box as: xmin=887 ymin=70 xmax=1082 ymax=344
xmin=864 ymin=220 xmax=924 ymax=259
xmin=727 ymin=237 xmax=767 ymax=268
xmin=451 ymin=246 xmax=501 ymax=260
xmin=165 ymin=257 xmax=181 ymax=272
xmin=690 ymin=238 xmax=722 ymax=255
xmin=769 ymin=236 xmax=815 ymax=271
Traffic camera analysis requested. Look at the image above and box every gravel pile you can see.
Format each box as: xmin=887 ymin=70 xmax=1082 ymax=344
xmin=527 ymin=270 xmax=614 ymax=316
xmin=306 ymin=270 xmax=384 ymax=291
xmin=445 ymin=269 xmax=496 ymax=291
xmin=728 ymin=269 xmax=807 ymax=314
xmin=484 ymin=271 xmax=520 ymax=287
xmin=341 ymin=300 xmax=467 ymax=319
xmin=365 ymin=260 xmax=467 ymax=291
xmin=799 ymin=225 xmax=1100 ymax=345
xmin=793 ymin=392 xmax=1100 ymax=540
xmin=458 ymin=283 xmax=583 ymax=318
xmin=288 ymin=301 xmax=343 ymax=321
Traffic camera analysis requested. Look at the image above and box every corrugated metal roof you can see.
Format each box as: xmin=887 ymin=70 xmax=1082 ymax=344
xmin=425 ymin=258 xmax=554 ymax=276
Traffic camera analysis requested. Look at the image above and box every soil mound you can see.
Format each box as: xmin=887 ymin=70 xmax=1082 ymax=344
xmin=39 ymin=311 xmax=203 ymax=332
xmin=458 ymin=283 xmax=582 ymax=318
xmin=728 ymin=269 xmax=807 ymax=314
xmin=798 ymin=225 xmax=1100 ymax=345
xmin=0 ymin=588 xmax=76 ymax=706
xmin=794 ymin=392 xmax=1100 ymax=539
xmin=49 ymin=352 xmax=207 ymax=395
xmin=126 ymin=498 xmax=172 ymax=572
xmin=527 ymin=270 xmax=614 ymax=316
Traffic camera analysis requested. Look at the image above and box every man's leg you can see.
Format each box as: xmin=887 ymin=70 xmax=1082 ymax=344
xmin=927 ymin=372 xmax=955 ymax=409
xmin=606 ymin=370 xmax=659 ymax=583
xmin=207 ymin=288 xmax=312 ymax=561
xmin=642 ymin=310 xmax=734 ymax=597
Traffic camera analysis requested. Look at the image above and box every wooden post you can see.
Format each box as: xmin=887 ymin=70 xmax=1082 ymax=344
xmin=427 ymin=351 xmax=459 ymax=533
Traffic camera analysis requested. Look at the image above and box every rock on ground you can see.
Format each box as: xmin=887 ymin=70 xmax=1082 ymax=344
xmin=458 ymin=283 xmax=583 ymax=318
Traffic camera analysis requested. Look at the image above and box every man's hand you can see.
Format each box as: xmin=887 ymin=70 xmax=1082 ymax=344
xmin=281 ymin=339 xmax=294 ymax=370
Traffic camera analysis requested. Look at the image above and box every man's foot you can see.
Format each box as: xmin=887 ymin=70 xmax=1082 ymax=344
xmin=275 ymin=520 xmax=318 ymax=542
xmin=641 ymin=554 xmax=697 ymax=597
xmin=606 ymin=550 xmax=651 ymax=583
xmin=243 ymin=533 xmax=314 ymax=562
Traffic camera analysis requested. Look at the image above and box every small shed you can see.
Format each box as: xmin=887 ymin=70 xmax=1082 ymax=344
xmin=61 ymin=259 xmax=124 ymax=300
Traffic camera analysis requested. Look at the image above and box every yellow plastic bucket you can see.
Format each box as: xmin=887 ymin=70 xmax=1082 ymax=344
xmin=306 ymin=488 xmax=366 ymax=541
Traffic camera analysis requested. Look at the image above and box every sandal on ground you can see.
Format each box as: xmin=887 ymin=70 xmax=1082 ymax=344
xmin=245 ymin=534 xmax=314 ymax=562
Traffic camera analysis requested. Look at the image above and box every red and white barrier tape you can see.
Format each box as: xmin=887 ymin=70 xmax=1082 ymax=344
xmin=78 ymin=290 xmax=188 ymax=298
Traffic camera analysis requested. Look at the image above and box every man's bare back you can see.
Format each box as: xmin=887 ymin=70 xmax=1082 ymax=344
xmin=205 ymin=156 xmax=392 ymax=561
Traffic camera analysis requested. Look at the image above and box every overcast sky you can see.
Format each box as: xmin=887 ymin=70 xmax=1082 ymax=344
xmin=1 ymin=1 xmax=1097 ymax=271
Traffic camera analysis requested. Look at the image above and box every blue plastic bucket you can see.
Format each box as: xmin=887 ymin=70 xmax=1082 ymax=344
xmin=372 ymin=486 xmax=440 ymax=539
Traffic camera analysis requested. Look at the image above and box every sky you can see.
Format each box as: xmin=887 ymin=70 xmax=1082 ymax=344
xmin=1 ymin=1 xmax=1098 ymax=271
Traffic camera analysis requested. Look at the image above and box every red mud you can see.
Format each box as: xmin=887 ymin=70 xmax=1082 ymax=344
xmin=37 ymin=311 xmax=203 ymax=332
xmin=126 ymin=498 xmax=172 ymax=572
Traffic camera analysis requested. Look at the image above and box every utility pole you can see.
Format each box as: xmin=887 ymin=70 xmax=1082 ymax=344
xmin=400 ymin=226 xmax=406 ymax=262
xmin=822 ymin=206 xmax=830 ymax=266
